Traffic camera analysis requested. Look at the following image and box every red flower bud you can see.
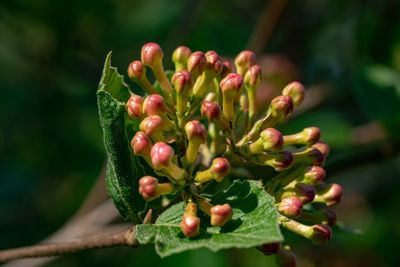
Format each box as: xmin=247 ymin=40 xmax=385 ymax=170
xmin=282 ymin=81 xmax=305 ymax=107
xmin=131 ymin=131 xmax=152 ymax=156
xmin=315 ymin=183 xmax=343 ymax=206
xmin=309 ymin=224 xmax=332 ymax=245
xmin=201 ymin=101 xmax=221 ymax=121
xmin=293 ymin=147 xmax=325 ymax=166
xmin=150 ymin=142 xmax=174 ymax=170
xmin=234 ymin=50 xmax=256 ymax=75
xmin=257 ymin=242 xmax=281 ymax=256
xmin=302 ymin=127 xmax=321 ymax=145
xmin=127 ymin=60 xmax=146 ymax=81
xmin=220 ymin=60 xmax=233 ymax=78
xmin=185 ymin=120 xmax=207 ymax=144
xmin=180 ymin=214 xmax=201 ymax=238
xmin=172 ymin=46 xmax=192 ymax=71
xmin=312 ymin=141 xmax=330 ymax=157
xmin=244 ymin=64 xmax=262 ymax=87
xmin=278 ymin=197 xmax=303 ymax=218
xmin=210 ymin=157 xmax=231 ymax=182
xmin=139 ymin=115 xmax=165 ymax=140
xmin=210 ymin=204 xmax=233 ymax=226
xmin=270 ymin=95 xmax=294 ymax=119
xmin=127 ymin=95 xmax=143 ymax=119
xmin=220 ymin=73 xmax=244 ymax=120
xmin=294 ymin=183 xmax=316 ymax=204
xmin=187 ymin=51 xmax=207 ymax=80
xmin=141 ymin=42 xmax=164 ymax=67
xmin=259 ymin=128 xmax=284 ymax=151
xmin=302 ymin=166 xmax=326 ymax=185
xmin=265 ymin=151 xmax=294 ymax=171
xmin=171 ymin=70 xmax=192 ymax=93
xmin=142 ymin=94 xmax=167 ymax=116
xmin=138 ymin=176 xmax=158 ymax=200
xmin=205 ymin=50 xmax=223 ymax=74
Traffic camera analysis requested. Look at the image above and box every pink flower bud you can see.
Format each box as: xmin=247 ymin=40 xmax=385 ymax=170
xmin=171 ymin=70 xmax=192 ymax=93
xmin=270 ymin=95 xmax=294 ymax=119
xmin=293 ymin=147 xmax=325 ymax=166
xmin=205 ymin=50 xmax=223 ymax=74
xmin=139 ymin=115 xmax=164 ymax=138
xmin=315 ymin=183 xmax=343 ymax=206
xmin=210 ymin=204 xmax=233 ymax=226
xmin=201 ymin=101 xmax=221 ymax=121
xmin=270 ymin=151 xmax=294 ymax=171
xmin=244 ymin=64 xmax=262 ymax=87
xmin=150 ymin=142 xmax=174 ymax=170
xmin=302 ymin=127 xmax=321 ymax=145
xmin=127 ymin=95 xmax=143 ymax=118
xmin=220 ymin=73 xmax=244 ymax=94
xmin=127 ymin=60 xmax=146 ymax=81
xmin=278 ymin=197 xmax=303 ymax=218
xmin=142 ymin=94 xmax=167 ymax=116
xmin=210 ymin=157 xmax=231 ymax=182
xmin=234 ymin=50 xmax=256 ymax=75
xmin=172 ymin=46 xmax=192 ymax=70
xmin=138 ymin=176 xmax=159 ymax=200
xmin=259 ymin=128 xmax=284 ymax=151
xmin=131 ymin=131 xmax=152 ymax=156
xmin=180 ymin=214 xmax=201 ymax=238
xmin=303 ymin=166 xmax=326 ymax=184
xmin=185 ymin=120 xmax=207 ymax=144
xmin=257 ymin=242 xmax=281 ymax=256
xmin=282 ymin=81 xmax=305 ymax=107
xmin=309 ymin=224 xmax=332 ymax=245
xmin=312 ymin=141 xmax=330 ymax=157
xmin=187 ymin=51 xmax=207 ymax=79
xmin=294 ymin=183 xmax=316 ymax=204
xmin=141 ymin=42 xmax=164 ymax=67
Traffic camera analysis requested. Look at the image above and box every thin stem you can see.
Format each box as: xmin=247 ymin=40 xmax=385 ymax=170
xmin=0 ymin=227 xmax=138 ymax=263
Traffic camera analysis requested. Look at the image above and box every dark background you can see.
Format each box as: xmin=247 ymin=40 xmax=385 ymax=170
xmin=1 ymin=0 xmax=400 ymax=266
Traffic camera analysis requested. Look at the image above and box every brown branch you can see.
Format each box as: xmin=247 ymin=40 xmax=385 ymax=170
xmin=0 ymin=227 xmax=138 ymax=263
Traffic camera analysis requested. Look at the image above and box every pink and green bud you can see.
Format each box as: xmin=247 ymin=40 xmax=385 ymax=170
xmin=143 ymin=94 xmax=174 ymax=129
xmin=181 ymin=201 xmax=200 ymax=237
xmin=314 ymin=183 xmax=343 ymax=206
xmin=138 ymin=176 xmax=174 ymax=201
xmin=255 ymin=151 xmax=293 ymax=171
xmin=219 ymin=60 xmax=233 ymax=79
xmin=201 ymin=101 xmax=221 ymax=121
xmin=248 ymin=128 xmax=284 ymax=154
xmin=131 ymin=131 xmax=152 ymax=157
xmin=171 ymin=70 xmax=192 ymax=113
xmin=270 ymin=95 xmax=294 ymax=122
xmin=283 ymin=127 xmax=321 ymax=146
xmin=127 ymin=60 xmax=158 ymax=94
xmin=234 ymin=50 xmax=256 ymax=76
xmin=299 ymin=208 xmax=337 ymax=226
xmin=210 ymin=204 xmax=233 ymax=226
xmin=194 ymin=157 xmax=231 ymax=183
xmin=257 ymin=242 xmax=281 ymax=256
xmin=312 ymin=141 xmax=330 ymax=157
xmin=184 ymin=120 xmax=207 ymax=165
xmin=192 ymin=51 xmax=223 ymax=98
xmin=280 ymin=183 xmax=316 ymax=204
xmin=127 ymin=95 xmax=143 ymax=119
xmin=282 ymin=81 xmax=305 ymax=107
xmin=141 ymin=42 xmax=173 ymax=94
xmin=300 ymin=166 xmax=326 ymax=185
xmin=187 ymin=51 xmax=207 ymax=81
xmin=172 ymin=45 xmax=192 ymax=71
xmin=220 ymin=73 xmax=244 ymax=121
xmin=292 ymin=147 xmax=325 ymax=166
xmin=150 ymin=142 xmax=186 ymax=182
xmin=278 ymin=197 xmax=303 ymax=218
xmin=275 ymin=246 xmax=298 ymax=267
xmin=244 ymin=65 xmax=262 ymax=121
xmin=139 ymin=115 xmax=166 ymax=142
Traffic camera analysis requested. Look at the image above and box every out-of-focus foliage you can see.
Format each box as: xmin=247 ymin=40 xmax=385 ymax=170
xmin=0 ymin=0 xmax=399 ymax=266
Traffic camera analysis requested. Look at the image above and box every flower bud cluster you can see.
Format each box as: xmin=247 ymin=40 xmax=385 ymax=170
xmin=125 ymin=43 xmax=343 ymax=259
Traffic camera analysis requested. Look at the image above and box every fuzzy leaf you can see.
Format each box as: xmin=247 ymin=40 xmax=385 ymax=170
xmin=136 ymin=180 xmax=283 ymax=257
xmin=97 ymin=52 xmax=146 ymax=223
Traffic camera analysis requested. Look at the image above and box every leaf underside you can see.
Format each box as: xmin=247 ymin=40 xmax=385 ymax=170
xmin=136 ymin=180 xmax=283 ymax=257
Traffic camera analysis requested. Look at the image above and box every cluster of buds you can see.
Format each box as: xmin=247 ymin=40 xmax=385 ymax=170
xmin=126 ymin=43 xmax=343 ymax=263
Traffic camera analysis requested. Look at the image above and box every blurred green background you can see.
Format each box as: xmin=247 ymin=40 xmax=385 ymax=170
xmin=1 ymin=0 xmax=400 ymax=266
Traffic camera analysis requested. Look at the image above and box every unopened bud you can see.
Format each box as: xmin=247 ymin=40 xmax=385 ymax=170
xmin=257 ymin=242 xmax=281 ymax=256
xmin=142 ymin=94 xmax=167 ymax=116
xmin=270 ymin=95 xmax=294 ymax=121
xmin=139 ymin=115 xmax=165 ymax=142
xmin=248 ymin=128 xmax=284 ymax=154
xmin=201 ymin=101 xmax=221 ymax=121
xmin=314 ymin=183 xmax=343 ymax=206
xmin=131 ymin=131 xmax=152 ymax=157
xmin=309 ymin=224 xmax=332 ymax=245
xmin=172 ymin=46 xmax=192 ymax=71
xmin=150 ymin=142 xmax=186 ymax=182
xmin=278 ymin=197 xmax=303 ymax=218
xmin=210 ymin=204 xmax=233 ymax=226
xmin=220 ymin=60 xmax=233 ymax=78
xmin=205 ymin=50 xmax=223 ymax=74
xmin=280 ymin=183 xmax=316 ymax=204
xmin=283 ymin=127 xmax=321 ymax=146
xmin=282 ymin=81 xmax=305 ymax=107
xmin=312 ymin=141 xmax=330 ymax=157
xmin=301 ymin=166 xmax=326 ymax=185
xmin=194 ymin=157 xmax=231 ymax=183
xmin=275 ymin=246 xmax=298 ymax=267
xmin=127 ymin=95 xmax=143 ymax=119
xmin=192 ymin=51 xmax=223 ymax=98
xmin=187 ymin=51 xmax=207 ymax=81
xmin=244 ymin=64 xmax=262 ymax=121
xmin=292 ymin=147 xmax=325 ymax=166
xmin=234 ymin=50 xmax=256 ymax=76
xmin=181 ymin=214 xmax=200 ymax=238
xmin=184 ymin=120 xmax=207 ymax=165
xmin=138 ymin=176 xmax=173 ymax=201
xmin=171 ymin=70 xmax=192 ymax=113
xmin=127 ymin=61 xmax=158 ymax=94
xmin=255 ymin=151 xmax=293 ymax=171
xmin=220 ymin=73 xmax=244 ymax=120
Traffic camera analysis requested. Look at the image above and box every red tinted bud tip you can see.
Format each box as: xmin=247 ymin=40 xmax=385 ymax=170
xmin=181 ymin=214 xmax=200 ymax=238
xmin=141 ymin=42 xmax=164 ymax=67
xmin=131 ymin=131 xmax=152 ymax=156
xmin=171 ymin=70 xmax=192 ymax=93
xmin=312 ymin=141 xmax=330 ymax=157
xmin=172 ymin=46 xmax=192 ymax=70
xmin=139 ymin=115 xmax=164 ymax=138
xmin=142 ymin=94 xmax=167 ymax=116
xmin=257 ymin=242 xmax=281 ymax=256
xmin=272 ymin=151 xmax=294 ymax=171
xmin=275 ymin=246 xmax=298 ymax=267
xmin=270 ymin=95 xmax=294 ymax=118
xmin=201 ymin=101 xmax=221 ymax=121
xmin=205 ymin=50 xmax=223 ymax=74
xmin=278 ymin=197 xmax=303 ymax=218
xmin=234 ymin=50 xmax=257 ymax=75
xmin=244 ymin=64 xmax=262 ymax=87
xmin=138 ymin=176 xmax=158 ymax=200
xmin=187 ymin=51 xmax=207 ymax=76
xmin=303 ymin=127 xmax=321 ymax=145
xmin=316 ymin=183 xmax=343 ymax=206
xmin=150 ymin=142 xmax=174 ymax=170
xmin=210 ymin=204 xmax=233 ymax=226
xmin=294 ymin=183 xmax=316 ymax=204
xmin=260 ymin=128 xmax=284 ymax=151
xmin=303 ymin=166 xmax=326 ymax=184
xmin=282 ymin=81 xmax=305 ymax=107
xmin=127 ymin=95 xmax=143 ymax=118
xmin=220 ymin=73 xmax=244 ymax=94
xmin=185 ymin=120 xmax=207 ymax=143
xmin=127 ymin=60 xmax=146 ymax=80
xmin=210 ymin=157 xmax=231 ymax=182
xmin=310 ymin=224 xmax=332 ymax=245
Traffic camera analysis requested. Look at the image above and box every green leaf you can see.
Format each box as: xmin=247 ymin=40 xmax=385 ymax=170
xmin=136 ymin=180 xmax=283 ymax=257
xmin=97 ymin=52 xmax=146 ymax=223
